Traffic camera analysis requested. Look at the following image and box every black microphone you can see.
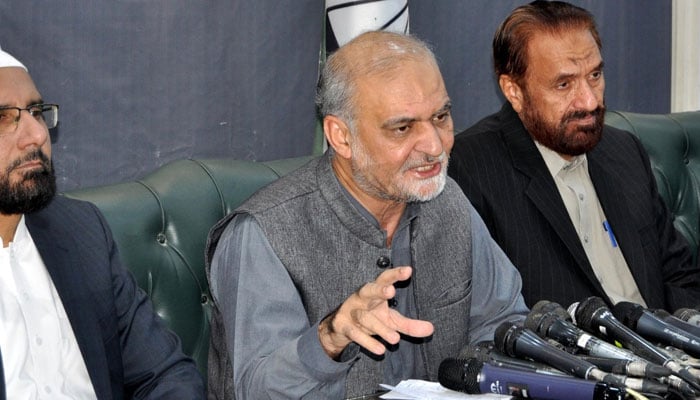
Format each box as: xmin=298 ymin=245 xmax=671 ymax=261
xmin=675 ymin=308 xmax=700 ymax=326
xmin=572 ymin=296 xmax=700 ymax=391
xmin=494 ymin=322 xmax=602 ymax=380
xmin=438 ymin=357 xmax=625 ymax=400
xmin=494 ymin=322 xmax=669 ymax=394
xmin=525 ymin=300 xmax=642 ymax=362
xmin=613 ymin=301 xmax=700 ymax=358
xmin=578 ymin=355 xmax=671 ymax=379
xmin=654 ymin=308 xmax=700 ymax=338
xmin=459 ymin=341 xmax=568 ymax=376
xmin=572 ymin=297 xmax=673 ymax=365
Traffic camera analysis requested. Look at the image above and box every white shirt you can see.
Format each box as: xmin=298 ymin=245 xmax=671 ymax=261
xmin=0 ymin=216 xmax=96 ymax=399
xmin=535 ymin=142 xmax=647 ymax=306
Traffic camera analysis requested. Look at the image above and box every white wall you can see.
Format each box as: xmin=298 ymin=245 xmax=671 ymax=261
xmin=672 ymin=0 xmax=700 ymax=112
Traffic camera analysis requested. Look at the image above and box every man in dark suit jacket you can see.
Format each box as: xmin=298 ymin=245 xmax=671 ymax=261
xmin=0 ymin=48 xmax=204 ymax=398
xmin=448 ymin=1 xmax=700 ymax=311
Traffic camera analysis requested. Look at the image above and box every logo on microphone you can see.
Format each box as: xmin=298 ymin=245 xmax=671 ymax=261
xmin=490 ymin=380 xmax=500 ymax=394
xmin=490 ymin=379 xmax=529 ymax=397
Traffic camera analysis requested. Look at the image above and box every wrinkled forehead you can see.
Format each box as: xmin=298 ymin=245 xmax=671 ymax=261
xmin=523 ymin=29 xmax=601 ymax=76
xmin=354 ymin=59 xmax=449 ymax=118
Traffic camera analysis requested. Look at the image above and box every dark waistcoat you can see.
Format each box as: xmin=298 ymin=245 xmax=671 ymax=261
xmin=207 ymin=153 xmax=476 ymax=398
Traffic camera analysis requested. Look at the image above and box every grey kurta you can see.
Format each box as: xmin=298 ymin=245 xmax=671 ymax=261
xmin=206 ymin=153 xmax=528 ymax=399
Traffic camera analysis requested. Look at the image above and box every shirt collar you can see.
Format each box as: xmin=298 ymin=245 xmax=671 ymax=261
xmin=534 ymin=140 xmax=588 ymax=176
xmin=335 ymin=174 xmax=417 ymax=231
xmin=0 ymin=215 xmax=28 ymax=249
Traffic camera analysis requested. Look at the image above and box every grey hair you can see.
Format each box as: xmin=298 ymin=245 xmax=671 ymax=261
xmin=315 ymin=30 xmax=438 ymax=134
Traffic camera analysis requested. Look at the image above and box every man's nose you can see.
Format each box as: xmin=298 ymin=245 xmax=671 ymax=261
xmin=16 ymin=112 xmax=50 ymax=148
xmin=573 ymin=81 xmax=600 ymax=111
xmin=415 ymin=122 xmax=448 ymax=157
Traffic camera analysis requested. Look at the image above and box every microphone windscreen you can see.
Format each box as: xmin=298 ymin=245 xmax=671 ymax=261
xmin=575 ymin=297 xmax=608 ymax=331
xmin=494 ymin=323 xmax=518 ymax=357
xmin=611 ymin=302 xmax=645 ymax=330
xmin=525 ymin=310 xmax=562 ymax=338
xmin=438 ymin=357 xmax=481 ymax=394
xmin=523 ymin=311 xmax=543 ymax=332
xmin=532 ymin=300 xmax=572 ymax=321
xmin=458 ymin=341 xmax=494 ymax=361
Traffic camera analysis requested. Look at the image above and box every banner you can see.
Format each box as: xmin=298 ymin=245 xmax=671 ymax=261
xmin=325 ymin=0 xmax=409 ymax=53
xmin=314 ymin=0 xmax=410 ymax=153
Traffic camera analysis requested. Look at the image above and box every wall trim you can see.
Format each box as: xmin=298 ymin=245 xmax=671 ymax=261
xmin=671 ymin=0 xmax=700 ymax=112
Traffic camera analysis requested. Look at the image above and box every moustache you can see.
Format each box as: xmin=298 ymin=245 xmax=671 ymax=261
xmin=7 ymin=150 xmax=51 ymax=174
xmin=563 ymin=106 xmax=606 ymax=124
xmin=401 ymin=152 xmax=448 ymax=171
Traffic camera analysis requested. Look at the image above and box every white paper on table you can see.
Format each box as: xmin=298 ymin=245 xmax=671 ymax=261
xmin=379 ymin=379 xmax=512 ymax=399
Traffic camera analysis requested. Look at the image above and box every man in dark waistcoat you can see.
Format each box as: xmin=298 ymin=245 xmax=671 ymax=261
xmin=206 ymin=30 xmax=528 ymax=399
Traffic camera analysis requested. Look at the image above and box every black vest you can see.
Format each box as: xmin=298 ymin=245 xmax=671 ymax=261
xmin=206 ymin=153 xmax=476 ymax=398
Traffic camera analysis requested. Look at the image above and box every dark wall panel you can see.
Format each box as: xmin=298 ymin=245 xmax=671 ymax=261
xmin=0 ymin=0 xmax=670 ymax=190
xmin=409 ymin=0 xmax=671 ymax=133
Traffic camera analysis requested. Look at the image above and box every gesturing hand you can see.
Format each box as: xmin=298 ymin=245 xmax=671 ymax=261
xmin=318 ymin=266 xmax=434 ymax=359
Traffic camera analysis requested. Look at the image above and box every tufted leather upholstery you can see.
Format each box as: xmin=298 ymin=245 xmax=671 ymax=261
xmin=64 ymin=156 xmax=312 ymax=380
xmin=606 ymin=110 xmax=700 ymax=260
xmin=61 ymin=110 xmax=700 ymax=384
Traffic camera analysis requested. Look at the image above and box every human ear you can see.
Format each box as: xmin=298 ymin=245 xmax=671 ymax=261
xmin=499 ymin=75 xmax=525 ymax=114
xmin=324 ymin=115 xmax=353 ymax=159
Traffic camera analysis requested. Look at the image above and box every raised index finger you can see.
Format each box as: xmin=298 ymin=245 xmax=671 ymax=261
xmin=375 ymin=266 xmax=413 ymax=286
xmin=356 ymin=266 xmax=413 ymax=302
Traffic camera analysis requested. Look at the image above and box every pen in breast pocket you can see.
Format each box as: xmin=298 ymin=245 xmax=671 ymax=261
xmin=602 ymin=220 xmax=618 ymax=248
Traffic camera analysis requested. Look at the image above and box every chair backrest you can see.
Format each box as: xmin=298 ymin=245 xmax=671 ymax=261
xmin=63 ymin=110 xmax=700 ymax=380
xmin=606 ymin=110 xmax=700 ymax=259
xmin=65 ymin=156 xmax=313 ymax=379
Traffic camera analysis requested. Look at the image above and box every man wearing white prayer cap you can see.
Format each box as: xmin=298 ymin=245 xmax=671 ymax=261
xmin=0 ymin=46 xmax=25 ymax=70
xmin=0 ymin=46 xmax=204 ymax=399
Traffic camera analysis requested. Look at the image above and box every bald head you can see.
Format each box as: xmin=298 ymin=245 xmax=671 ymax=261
xmin=316 ymin=31 xmax=439 ymax=131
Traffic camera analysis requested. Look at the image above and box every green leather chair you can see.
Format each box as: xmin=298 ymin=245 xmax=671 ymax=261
xmin=606 ymin=110 xmax=700 ymax=260
xmin=62 ymin=109 xmax=700 ymax=384
xmin=65 ymin=156 xmax=313 ymax=380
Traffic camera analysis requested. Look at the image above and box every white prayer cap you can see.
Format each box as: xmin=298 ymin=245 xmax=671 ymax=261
xmin=0 ymin=46 xmax=27 ymax=71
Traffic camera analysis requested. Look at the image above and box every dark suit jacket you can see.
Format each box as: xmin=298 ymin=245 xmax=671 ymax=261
xmin=0 ymin=195 xmax=205 ymax=399
xmin=448 ymin=103 xmax=700 ymax=311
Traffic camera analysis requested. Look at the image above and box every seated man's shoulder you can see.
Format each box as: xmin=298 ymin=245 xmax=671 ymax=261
xmin=239 ymin=156 xmax=322 ymax=213
xmin=453 ymin=112 xmax=508 ymax=155
xmin=600 ymin=123 xmax=641 ymax=145
xmin=33 ymin=195 xmax=100 ymax=221
xmin=591 ymin=124 xmax=649 ymax=162
xmin=456 ymin=115 xmax=501 ymax=139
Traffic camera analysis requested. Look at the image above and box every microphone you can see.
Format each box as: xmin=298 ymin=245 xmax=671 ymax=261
xmin=494 ymin=322 xmax=601 ymax=380
xmin=658 ymin=345 xmax=700 ymax=369
xmin=654 ymin=308 xmax=700 ymax=338
xmin=459 ymin=341 xmax=568 ymax=376
xmin=675 ymin=308 xmax=700 ymax=326
xmin=578 ymin=356 xmax=696 ymax=395
xmin=613 ymin=301 xmax=700 ymax=358
xmin=572 ymin=297 xmax=673 ymax=365
xmin=572 ymin=296 xmax=700 ymax=391
xmin=494 ymin=322 xmax=669 ymax=394
xmin=438 ymin=357 xmax=626 ymax=400
xmin=578 ymin=355 xmax=671 ymax=379
xmin=525 ymin=300 xmax=641 ymax=362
